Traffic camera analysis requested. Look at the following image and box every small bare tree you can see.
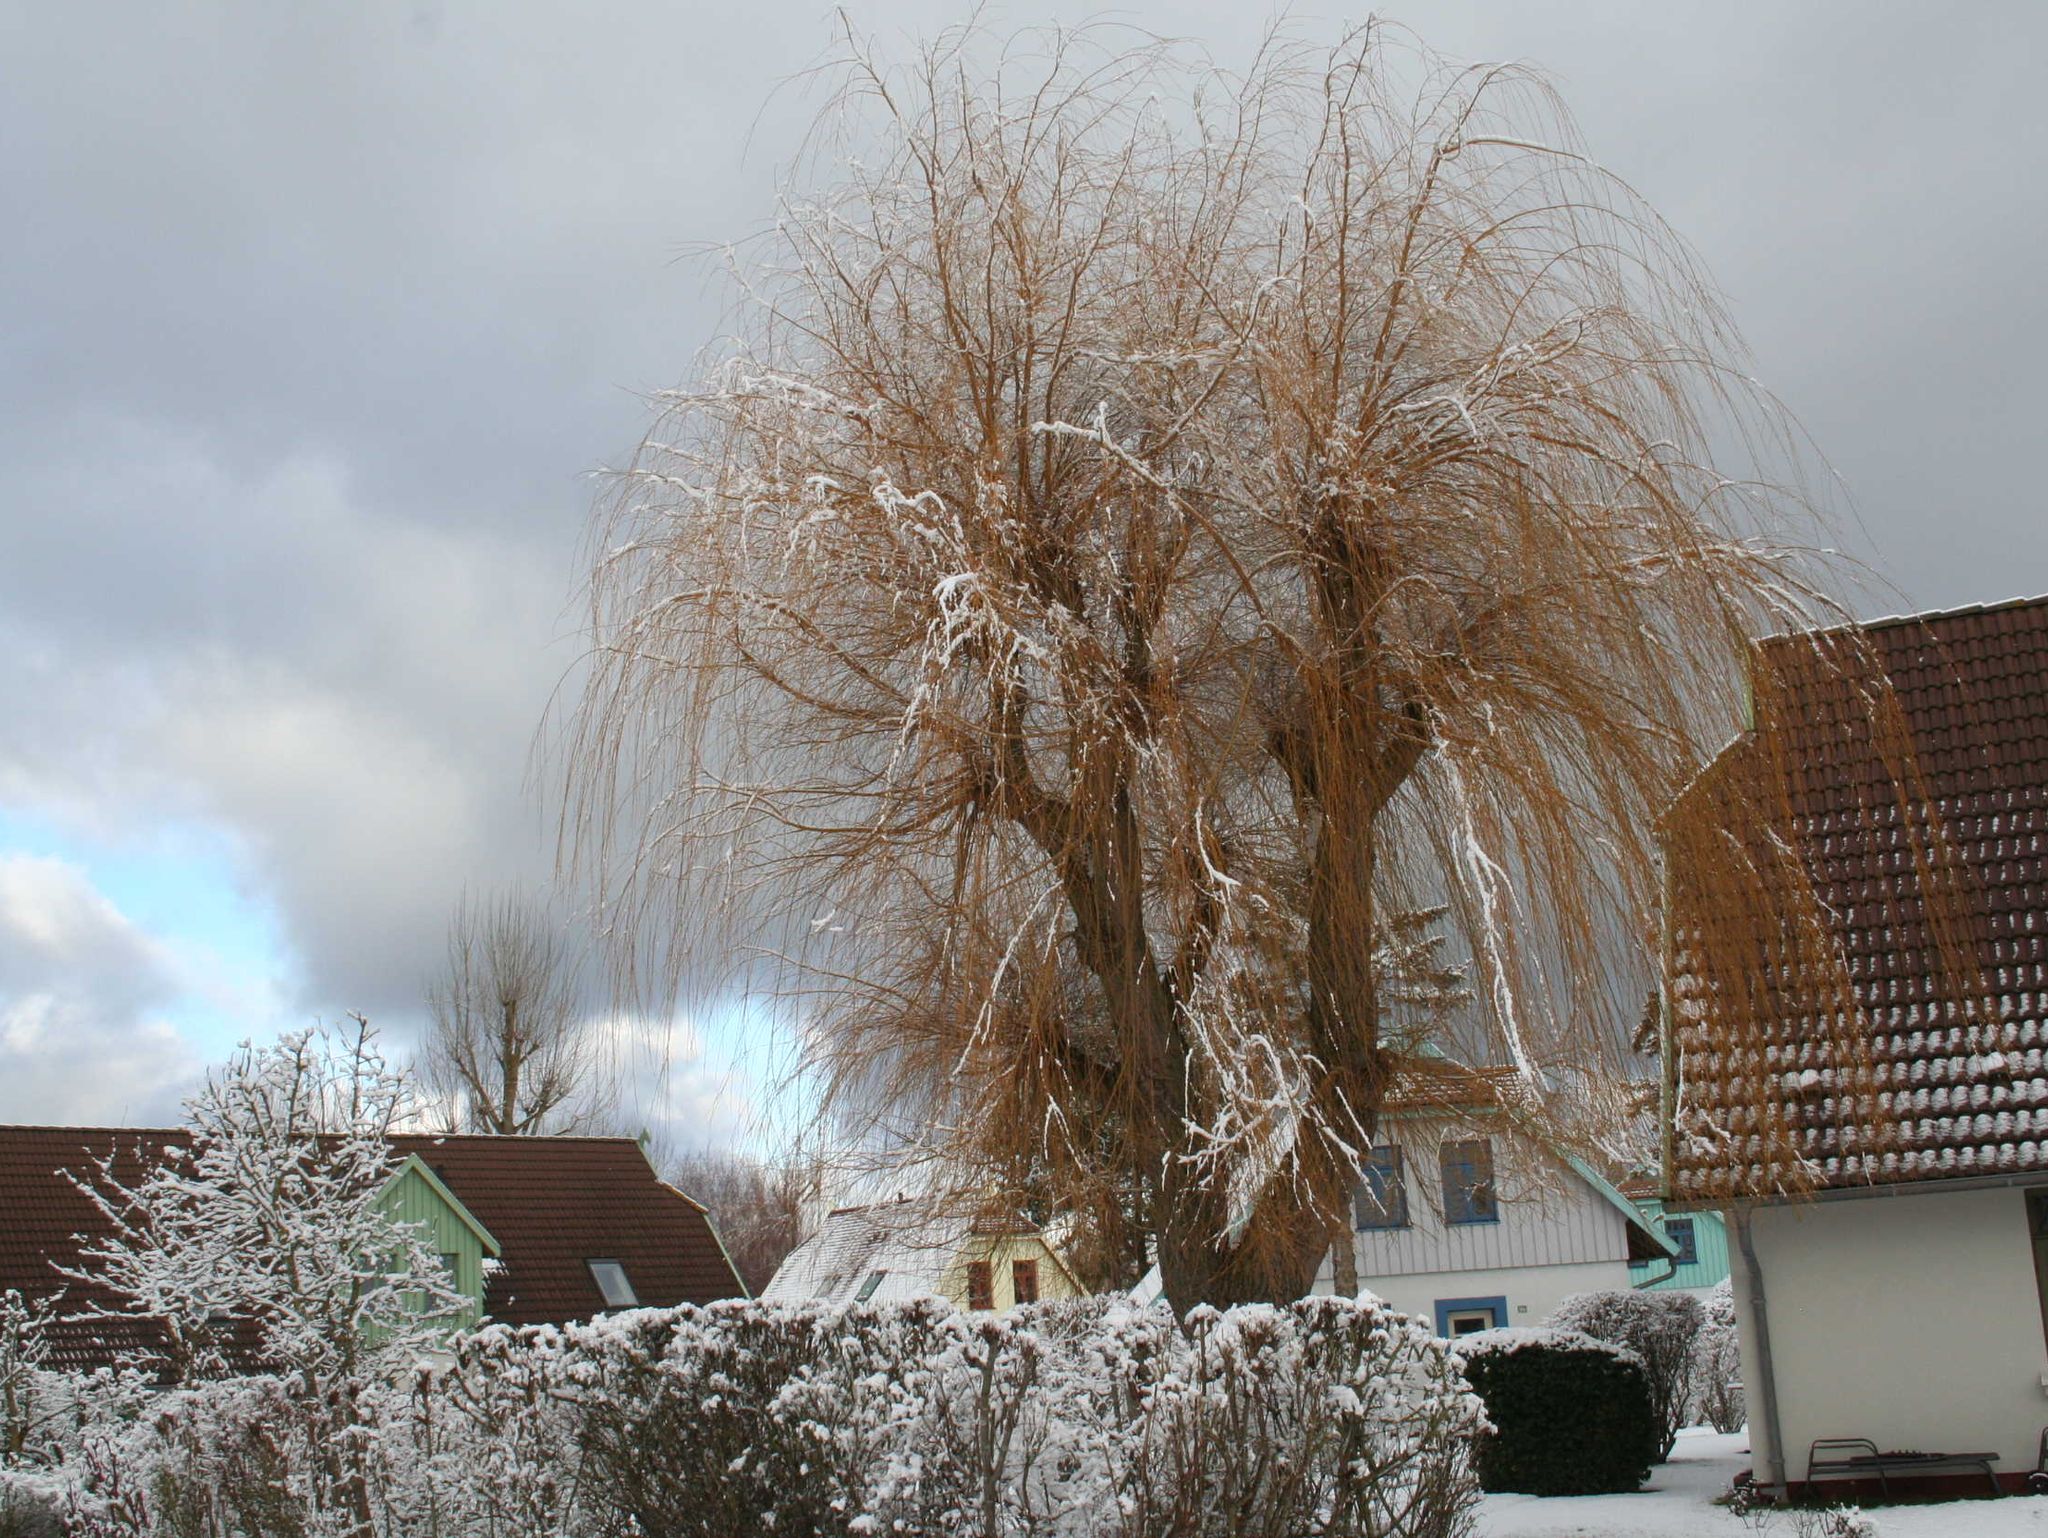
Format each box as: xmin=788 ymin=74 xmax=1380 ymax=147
xmin=422 ymin=892 xmax=598 ymax=1135
xmin=566 ymin=21 xmax=1900 ymax=1310
xmin=665 ymin=1148 xmax=813 ymax=1296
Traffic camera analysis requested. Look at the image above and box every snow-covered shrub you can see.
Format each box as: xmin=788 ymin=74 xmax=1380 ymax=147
xmin=1692 ymin=1280 xmax=1745 ymax=1434
xmin=1791 ymin=1505 xmax=1878 ymax=1538
xmin=22 ymin=1293 xmax=1484 ymax=1538
xmin=468 ymin=1294 xmax=1479 ymax=1538
xmin=66 ymin=1021 xmax=468 ymax=1391
xmin=562 ymin=1297 xmax=962 ymax=1536
xmin=1454 ymin=1327 xmax=1657 ymax=1495
xmin=2 ymin=1291 xmax=96 ymax=1538
xmin=416 ymin=1329 xmax=591 ymax=1538
xmin=61 ymin=1376 xmax=327 ymax=1538
xmin=1105 ymin=1297 xmax=1483 ymax=1538
xmin=1545 ymin=1290 xmax=1703 ymax=1458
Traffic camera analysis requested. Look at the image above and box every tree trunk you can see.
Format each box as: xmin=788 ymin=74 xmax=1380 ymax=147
xmin=1331 ymin=1211 xmax=1360 ymax=1297
xmin=497 ymin=998 xmax=521 ymax=1135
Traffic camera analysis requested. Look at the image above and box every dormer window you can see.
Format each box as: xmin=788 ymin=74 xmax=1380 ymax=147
xmin=587 ymin=1259 xmax=638 ymax=1308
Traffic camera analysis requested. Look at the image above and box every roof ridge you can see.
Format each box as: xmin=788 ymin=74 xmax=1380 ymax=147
xmin=1757 ymin=591 xmax=2048 ymax=649
xmin=0 ymin=1125 xmax=646 ymax=1145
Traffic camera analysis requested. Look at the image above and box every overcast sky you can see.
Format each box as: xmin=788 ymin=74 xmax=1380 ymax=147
xmin=2 ymin=2 xmax=2044 ymax=1144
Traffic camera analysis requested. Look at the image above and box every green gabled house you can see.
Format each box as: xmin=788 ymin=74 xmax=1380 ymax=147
xmin=1621 ymin=1176 xmax=1730 ymax=1295
xmin=374 ymin=1153 xmax=502 ymax=1327
xmin=0 ymin=1127 xmax=746 ymax=1370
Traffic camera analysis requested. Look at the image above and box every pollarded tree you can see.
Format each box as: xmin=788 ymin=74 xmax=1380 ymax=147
xmin=566 ymin=21 xmax=1864 ymax=1310
xmin=421 ymin=891 xmax=602 ymax=1135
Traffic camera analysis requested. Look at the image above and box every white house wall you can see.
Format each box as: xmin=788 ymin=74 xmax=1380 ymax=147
xmin=1353 ymin=1125 xmax=1634 ymax=1271
xmin=1737 ymin=1184 xmax=2048 ymax=1485
xmin=1315 ymin=1121 xmax=1640 ymax=1328
xmin=1338 ymin=1258 xmax=1634 ymax=1329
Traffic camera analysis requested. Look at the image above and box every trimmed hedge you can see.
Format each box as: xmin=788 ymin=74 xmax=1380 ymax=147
xmin=1453 ymin=1327 xmax=1659 ymax=1495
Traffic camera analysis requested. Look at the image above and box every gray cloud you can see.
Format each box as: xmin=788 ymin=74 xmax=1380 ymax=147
xmin=2 ymin=1 xmax=2045 ymax=1124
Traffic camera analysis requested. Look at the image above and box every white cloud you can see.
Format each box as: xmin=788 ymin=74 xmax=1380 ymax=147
xmin=0 ymin=854 xmax=203 ymax=1123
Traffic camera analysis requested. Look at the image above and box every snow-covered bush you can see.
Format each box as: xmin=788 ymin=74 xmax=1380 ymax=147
xmin=1454 ymin=1327 xmax=1657 ymax=1496
xmin=549 ymin=1294 xmax=1482 ymax=1537
xmin=23 ymin=1294 xmax=1483 ymax=1537
xmin=66 ymin=1020 xmax=468 ymax=1391
xmin=1692 ymin=1279 xmax=1745 ymax=1434
xmin=564 ymin=1296 xmax=963 ymax=1536
xmin=1545 ymin=1290 xmax=1703 ymax=1458
xmin=36 ymin=1021 xmax=471 ymax=1538
xmin=1103 ymin=1297 xmax=1483 ymax=1538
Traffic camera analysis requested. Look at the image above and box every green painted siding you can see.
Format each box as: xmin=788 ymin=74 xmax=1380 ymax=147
xmin=375 ymin=1161 xmax=493 ymax=1328
xmin=1628 ymin=1196 xmax=1731 ymax=1292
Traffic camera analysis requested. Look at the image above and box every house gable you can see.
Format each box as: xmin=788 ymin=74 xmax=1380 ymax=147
xmin=374 ymin=1155 xmax=501 ymax=1325
xmin=761 ymin=1198 xmax=1082 ymax=1311
xmin=1346 ymin=1113 xmax=1647 ymax=1280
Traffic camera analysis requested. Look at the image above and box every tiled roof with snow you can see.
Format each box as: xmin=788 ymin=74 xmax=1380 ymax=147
xmin=1667 ymin=593 xmax=2048 ymax=1201
xmin=0 ymin=1126 xmax=743 ymax=1367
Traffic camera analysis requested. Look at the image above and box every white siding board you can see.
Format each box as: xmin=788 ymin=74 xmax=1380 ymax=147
xmin=1344 ymin=1119 xmax=1632 ymax=1280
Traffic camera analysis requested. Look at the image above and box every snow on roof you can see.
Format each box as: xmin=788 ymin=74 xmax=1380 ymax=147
xmin=760 ymin=1193 xmax=1051 ymax=1305
xmin=1668 ymin=593 xmax=2048 ymax=1202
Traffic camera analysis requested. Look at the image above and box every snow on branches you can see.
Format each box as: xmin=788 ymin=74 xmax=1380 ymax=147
xmin=568 ymin=18 xmax=1863 ymax=1309
xmin=63 ymin=1019 xmax=468 ymax=1388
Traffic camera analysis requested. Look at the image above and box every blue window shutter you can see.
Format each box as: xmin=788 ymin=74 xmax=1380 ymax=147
xmin=1440 ymin=1139 xmax=1498 ymax=1224
xmin=1666 ymin=1217 xmax=1697 ymax=1267
xmin=1354 ymin=1145 xmax=1409 ymax=1229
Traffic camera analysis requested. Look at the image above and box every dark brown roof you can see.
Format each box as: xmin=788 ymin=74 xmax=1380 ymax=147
xmin=0 ymin=1126 xmax=743 ymax=1366
xmin=389 ymin=1133 xmax=744 ymax=1323
xmin=1667 ymin=593 xmax=2048 ymax=1201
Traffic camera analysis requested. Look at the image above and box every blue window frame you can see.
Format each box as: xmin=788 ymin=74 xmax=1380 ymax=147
xmin=1440 ymin=1139 xmax=1498 ymax=1224
xmin=1664 ymin=1217 xmax=1697 ymax=1268
xmin=1434 ymin=1295 xmax=1507 ymax=1337
xmin=1354 ymin=1145 xmax=1409 ymax=1229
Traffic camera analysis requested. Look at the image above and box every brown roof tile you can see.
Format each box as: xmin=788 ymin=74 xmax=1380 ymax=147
xmin=1667 ymin=593 xmax=2048 ymax=1201
xmin=0 ymin=1126 xmax=743 ymax=1367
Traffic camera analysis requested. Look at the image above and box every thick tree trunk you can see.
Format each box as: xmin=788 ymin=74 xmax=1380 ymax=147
xmin=1331 ymin=1212 xmax=1360 ymax=1297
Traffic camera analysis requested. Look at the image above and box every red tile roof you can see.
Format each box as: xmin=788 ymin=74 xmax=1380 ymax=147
xmin=1666 ymin=594 xmax=2048 ymax=1201
xmin=389 ymin=1134 xmax=743 ymax=1323
xmin=0 ymin=1126 xmax=743 ymax=1367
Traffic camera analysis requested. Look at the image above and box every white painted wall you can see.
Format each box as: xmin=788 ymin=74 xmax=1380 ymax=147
xmin=1327 ymin=1257 xmax=1634 ymax=1330
xmin=1311 ymin=1119 xmax=1640 ymax=1329
xmin=1735 ymin=1184 xmax=2048 ymax=1485
xmin=1343 ymin=1123 xmax=1634 ymax=1275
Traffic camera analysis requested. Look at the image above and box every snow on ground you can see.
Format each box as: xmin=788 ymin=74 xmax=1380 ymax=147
xmin=1476 ymin=1427 xmax=2048 ymax=1537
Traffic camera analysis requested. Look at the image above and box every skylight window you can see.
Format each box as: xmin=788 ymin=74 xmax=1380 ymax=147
xmin=587 ymin=1259 xmax=638 ymax=1308
xmin=855 ymin=1270 xmax=887 ymax=1302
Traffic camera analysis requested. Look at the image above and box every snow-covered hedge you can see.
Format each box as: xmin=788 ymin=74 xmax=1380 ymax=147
xmin=4 ymin=1294 xmax=1486 ymax=1538
xmin=1691 ymin=1280 xmax=1744 ymax=1434
xmin=1545 ymin=1289 xmax=1704 ymax=1459
xmin=1453 ymin=1326 xmax=1657 ymax=1496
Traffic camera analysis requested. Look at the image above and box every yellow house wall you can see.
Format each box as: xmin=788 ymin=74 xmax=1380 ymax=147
xmin=937 ymin=1233 xmax=1083 ymax=1310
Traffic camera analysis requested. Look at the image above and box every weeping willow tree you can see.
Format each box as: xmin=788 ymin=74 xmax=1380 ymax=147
xmin=565 ymin=21 xmax=1882 ymax=1310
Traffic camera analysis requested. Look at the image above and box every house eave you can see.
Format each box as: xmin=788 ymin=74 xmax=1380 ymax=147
xmin=1666 ymin=1168 xmax=2048 ymax=1215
